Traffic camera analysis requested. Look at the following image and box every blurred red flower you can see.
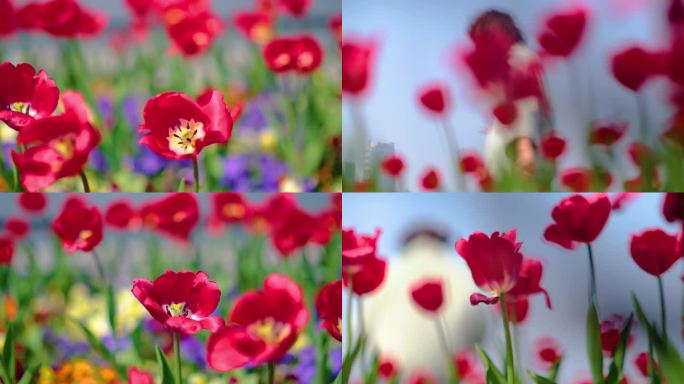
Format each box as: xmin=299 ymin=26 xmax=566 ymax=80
xmin=206 ymin=274 xmax=308 ymax=371
xmin=627 ymin=142 xmax=656 ymax=166
xmin=263 ymin=35 xmax=323 ymax=74
xmin=453 ymin=349 xmax=484 ymax=383
xmin=212 ymin=193 xmax=248 ymax=225
xmin=663 ymin=193 xmax=684 ymax=222
xmin=342 ymin=227 xmax=381 ymax=268
xmin=0 ymin=62 xmax=59 ymax=130
xmin=0 ymin=236 xmax=14 ymax=265
xmin=417 ymin=84 xmax=451 ymax=116
xmin=420 ymin=167 xmax=441 ymax=191
xmin=342 ymin=39 xmax=375 ymax=96
xmin=162 ymin=2 xmax=223 ymax=56
xmin=269 ymin=201 xmax=319 ymax=256
xmin=600 ymin=315 xmax=633 ymax=357
xmin=18 ymin=192 xmax=47 ymax=213
xmin=381 ymin=154 xmax=405 ymax=178
xmin=492 ymin=100 xmax=518 ymax=126
xmin=233 ymin=9 xmax=273 ymax=45
xmin=463 ymin=24 xmax=515 ymax=88
xmin=277 ymin=0 xmax=311 ymax=18
xmin=16 ymin=0 xmax=106 ymax=38
xmin=343 ymin=255 xmax=387 ymax=296
xmin=378 ymin=357 xmax=398 ymax=380
xmin=132 ymin=270 xmax=223 ymax=334
xmin=630 ymin=228 xmax=680 ymax=276
xmin=124 ymin=0 xmax=154 ymax=19
xmin=544 ymin=194 xmax=610 ymax=248
xmin=591 ymin=122 xmax=627 ymax=146
xmin=0 ymin=0 xmax=14 ymax=37
xmin=456 ymin=229 xmax=523 ymax=305
xmin=507 ymin=259 xmax=551 ymax=308
xmin=52 ymin=197 xmax=102 ymax=253
xmin=329 ymin=12 xmax=341 ymax=47
xmin=128 ymin=367 xmax=154 ymax=384
xmin=105 ymin=200 xmax=140 ymax=230
xmin=535 ymin=337 xmax=562 ymax=368
xmin=12 ymin=91 xmax=100 ymax=192
xmin=501 ymin=296 xmax=529 ymax=324
xmin=315 ymin=279 xmax=342 ymax=341
xmin=537 ymin=6 xmax=588 ymax=57
xmin=634 ymin=351 xmax=658 ymax=377
xmin=460 ymin=152 xmax=483 ymax=173
xmin=140 ymin=193 xmax=199 ymax=242
xmin=611 ymin=46 xmax=658 ymax=92
xmin=540 ymin=133 xmax=566 ymax=161
xmin=408 ymin=370 xmax=437 ymax=384
xmin=560 ymin=168 xmax=592 ymax=192
xmin=410 ymin=278 xmax=444 ymax=314
xmin=139 ymin=90 xmax=233 ymax=160
xmin=4 ymin=217 xmax=30 ymax=240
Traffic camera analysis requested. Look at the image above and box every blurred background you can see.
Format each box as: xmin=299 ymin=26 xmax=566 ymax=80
xmin=343 ymin=192 xmax=684 ymax=383
xmin=342 ymin=0 xmax=675 ymax=191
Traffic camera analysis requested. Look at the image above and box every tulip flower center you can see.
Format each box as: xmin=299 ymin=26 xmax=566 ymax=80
xmin=9 ymin=102 xmax=33 ymax=116
xmin=251 ymin=24 xmax=271 ymax=44
xmin=164 ymin=302 xmax=190 ymax=317
xmin=298 ymin=52 xmax=314 ymax=68
xmin=52 ymin=136 xmax=76 ymax=159
xmin=222 ymin=204 xmax=245 ymax=219
xmin=167 ymin=118 xmax=205 ymax=155
xmin=275 ymin=53 xmax=292 ymax=67
xmin=249 ymin=318 xmax=291 ymax=344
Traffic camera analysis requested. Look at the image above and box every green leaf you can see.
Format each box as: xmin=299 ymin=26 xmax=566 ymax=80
xmin=475 ymin=346 xmax=506 ymax=384
xmin=340 ymin=335 xmax=365 ymax=384
xmin=605 ymin=314 xmax=633 ymax=384
xmin=549 ymin=358 xmax=562 ymax=382
xmin=17 ymin=364 xmax=39 ymax=384
xmin=106 ymin=284 xmax=117 ymax=335
xmin=73 ymin=319 xmax=127 ymax=378
xmin=363 ymin=352 xmax=379 ymax=384
xmin=156 ymin=345 xmax=177 ymax=384
xmin=528 ymin=371 xmax=555 ymax=384
xmin=586 ymin=300 xmax=604 ymax=384
xmin=2 ymin=323 xmax=15 ymax=384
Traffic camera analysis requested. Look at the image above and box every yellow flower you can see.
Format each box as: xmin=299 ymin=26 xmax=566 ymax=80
xmin=279 ymin=177 xmax=302 ymax=193
xmin=259 ymin=130 xmax=277 ymax=151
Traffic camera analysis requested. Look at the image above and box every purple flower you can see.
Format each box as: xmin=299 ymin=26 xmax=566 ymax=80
xmin=89 ymin=149 xmax=109 ymax=174
xmin=123 ymin=95 xmax=141 ymax=128
xmin=96 ymin=95 xmax=115 ymax=128
xmin=220 ymin=153 xmax=288 ymax=191
xmin=131 ymin=146 xmax=190 ymax=177
xmin=181 ymin=336 xmax=207 ymax=368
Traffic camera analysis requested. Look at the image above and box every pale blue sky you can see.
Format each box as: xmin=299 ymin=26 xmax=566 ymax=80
xmin=343 ymin=0 xmax=674 ymax=191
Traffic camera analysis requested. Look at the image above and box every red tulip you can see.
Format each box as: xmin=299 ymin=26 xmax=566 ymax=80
xmin=663 ymin=193 xmax=684 ymax=222
xmin=211 ymin=193 xmax=248 ymax=225
xmin=342 ymin=39 xmax=375 ymax=96
xmin=263 ymin=35 xmax=323 ymax=74
xmin=132 ymin=270 xmax=223 ymax=335
xmin=417 ymin=84 xmax=450 ymax=115
xmin=124 ymin=0 xmax=154 ymax=19
xmin=460 ymin=152 xmax=484 ymax=173
xmin=140 ymin=193 xmax=199 ymax=242
xmin=342 ymin=227 xmax=381 ymax=268
xmin=463 ymin=24 xmax=515 ymax=89
xmin=0 ymin=236 xmax=14 ymax=265
xmin=408 ymin=370 xmax=437 ymax=384
xmin=544 ymin=194 xmax=611 ymax=246
xmin=277 ymin=0 xmax=312 ymax=18
xmin=12 ymin=94 xmax=101 ymax=192
xmin=329 ymin=12 xmax=341 ymax=47
xmin=342 ymin=255 xmax=387 ymax=296
xmin=378 ymin=357 xmax=398 ymax=380
xmin=634 ymin=351 xmax=658 ymax=377
xmin=627 ymin=142 xmax=655 ymax=166
xmin=4 ymin=217 xmax=30 ymax=240
xmin=162 ymin=2 xmax=223 ymax=56
xmin=455 ymin=229 xmax=523 ymax=304
xmin=600 ymin=315 xmax=633 ymax=356
xmin=537 ymin=6 xmax=588 ymax=57
xmin=535 ymin=337 xmax=562 ymax=368
xmin=206 ymin=274 xmax=308 ymax=371
xmin=18 ymin=192 xmax=47 ymax=213
xmin=52 ymin=197 xmax=102 ymax=253
xmin=381 ymin=154 xmax=405 ymax=178
xmin=420 ymin=167 xmax=441 ymax=191
xmin=0 ymin=0 xmax=13 ymax=37
xmin=139 ymin=90 xmax=232 ymax=160
xmin=105 ymin=200 xmax=140 ymax=230
xmin=492 ymin=100 xmax=518 ymax=126
xmin=269 ymin=202 xmax=319 ymax=256
xmin=0 ymin=62 xmax=59 ymax=130
xmin=507 ymin=259 xmax=552 ymax=308
xmin=233 ymin=9 xmax=273 ymax=44
xmin=591 ymin=122 xmax=627 ymax=146
xmin=611 ymin=46 xmax=657 ymax=92
xmin=560 ymin=168 xmax=591 ymax=192
xmin=19 ymin=0 xmax=107 ymax=38
xmin=128 ymin=367 xmax=154 ymax=384
xmin=541 ymin=133 xmax=566 ymax=160
xmin=410 ymin=278 xmax=444 ymax=314
xmin=315 ymin=279 xmax=342 ymax=341
xmin=630 ymin=228 xmax=680 ymax=276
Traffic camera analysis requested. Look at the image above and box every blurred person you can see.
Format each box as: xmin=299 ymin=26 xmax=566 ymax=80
xmin=358 ymin=225 xmax=486 ymax=381
xmin=467 ymin=10 xmax=550 ymax=179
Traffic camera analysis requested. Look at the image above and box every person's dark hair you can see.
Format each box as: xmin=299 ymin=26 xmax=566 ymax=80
xmin=469 ymin=9 xmax=524 ymax=43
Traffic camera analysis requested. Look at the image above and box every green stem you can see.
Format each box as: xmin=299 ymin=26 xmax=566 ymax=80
xmin=174 ymin=332 xmax=182 ymax=383
xmin=434 ymin=315 xmax=451 ymax=358
xmin=192 ymin=157 xmax=200 ymax=192
xmin=500 ymin=294 xmax=516 ymax=384
xmin=79 ymin=170 xmax=91 ymax=192
xmin=586 ymin=242 xmax=598 ymax=309
xmin=267 ymin=361 xmax=275 ymax=384
xmin=658 ymin=276 xmax=667 ymax=340
xmin=344 ymin=284 xmax=353 ymax=360
xmin=90 ymin=250 xmax=106 ymax=282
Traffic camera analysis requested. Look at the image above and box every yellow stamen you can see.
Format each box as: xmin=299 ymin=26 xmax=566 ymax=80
xmin=167 ymin=118 xmax=205 ymax=155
